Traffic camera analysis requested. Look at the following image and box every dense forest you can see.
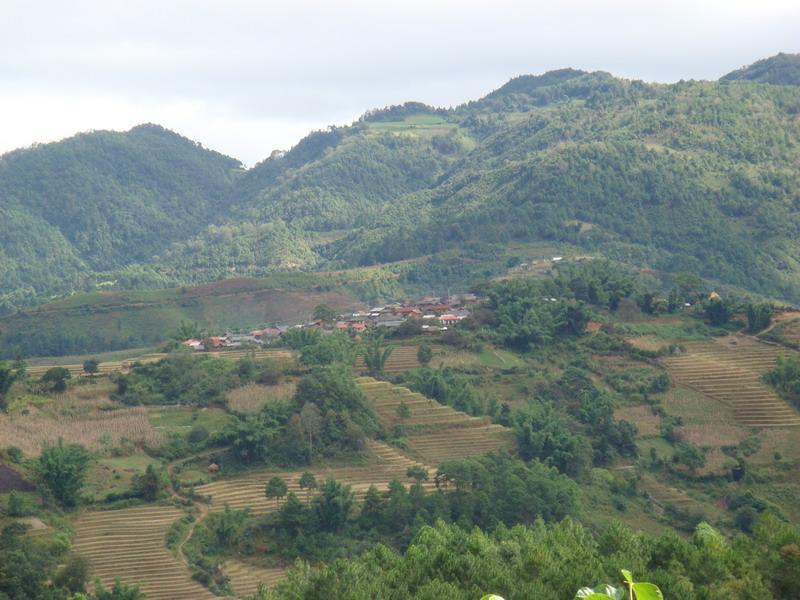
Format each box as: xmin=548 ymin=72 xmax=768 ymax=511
xmin=2 ymin=53 xmax=800 ymax=318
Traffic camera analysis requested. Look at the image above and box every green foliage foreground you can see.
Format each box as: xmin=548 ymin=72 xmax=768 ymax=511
xmin=246 ymin=511 xmax=800 ymax=600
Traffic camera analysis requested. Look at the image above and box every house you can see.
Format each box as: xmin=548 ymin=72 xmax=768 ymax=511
xmin=207 ymin=336 xmax=225 ymax=349
xmin=252 ymin=327 xmax=284 ymax=339
xmin=351 ymin=322 xmax=368 ymax=332
xmin=376 ymin=314 xmax=404 ymax=328
xmin=182 ymin=339 xmax=205 ymax=351
xmin=440 ymin=314 xmax=464 ymax=325
xmin=393 ymin=306 xmax=422 ymax=317
xmin=335 ymin=321 xmax=350 ymax=330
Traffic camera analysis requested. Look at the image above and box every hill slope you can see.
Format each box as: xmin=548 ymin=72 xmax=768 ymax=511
xmin=0 ymin=124 xmax=241 ymax=310
xmin=3 ymin=55 xmax=800 ymax=313
xmin=721 ymin=53 xmax=800 ymax=85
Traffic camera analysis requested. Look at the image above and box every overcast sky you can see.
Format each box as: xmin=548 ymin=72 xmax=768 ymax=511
xmin=1 ymin=0 xmax=797 ymax=165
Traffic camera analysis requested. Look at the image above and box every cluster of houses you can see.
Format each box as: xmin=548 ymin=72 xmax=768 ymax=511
xmin=330 ymin=293 xmax=477 ymax=334
xmin=181 ymin=294 xmax=478 ymax=351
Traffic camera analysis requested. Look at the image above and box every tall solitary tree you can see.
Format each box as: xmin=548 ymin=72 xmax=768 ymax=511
xmin=38 ymin=438 xmax=90 ymax=507
xmin=83 ymin=358 xmax=100 ymax=382
xmin=363 ymin=335 xmax=394 ymax=376
xmin=417 ymin=344 xmax=433 ymax=368
xmin=313 ymin=303 xmax=338 ymax=324
xmin=265 ymin=476 xmax=288 ymax=507
xmin=298 ymin=471 xmax=318 ymax=506
xmin=41 ymin=366 xmax=71 ymax=393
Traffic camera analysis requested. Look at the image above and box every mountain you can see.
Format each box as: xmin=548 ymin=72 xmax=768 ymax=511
xmin=0 ymin=124 xmax=241 ymax=310
xmin=236 ymin=68 xmax=800 ymax=303
xmin=721 ymin=53 xmax=800 ymax=86
xmin=3 ymin=55 xmax=800 ymax=319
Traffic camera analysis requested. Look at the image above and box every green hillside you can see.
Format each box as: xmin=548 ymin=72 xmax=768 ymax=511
xmin=721 ymin=52 xmax=800 ymax=85
xmin=0 ymin=124 xmax=242 ymax=311
xmin=3 ymin=55 xmax=800 ymax=317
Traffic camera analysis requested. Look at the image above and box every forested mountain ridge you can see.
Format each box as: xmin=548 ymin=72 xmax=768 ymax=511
xmin=2 ymin=54 xmax=800 ymax=314
xmin=721 ymin=52 xmax=800 ymax=86
xmin=0 ymin=124 xmax=242 ymax=309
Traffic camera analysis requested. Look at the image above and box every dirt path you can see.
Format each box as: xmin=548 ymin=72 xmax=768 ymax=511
xmin=175 ymin=501 xmax=209 ymax=571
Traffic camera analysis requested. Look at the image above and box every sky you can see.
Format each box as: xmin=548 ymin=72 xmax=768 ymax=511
xmin=1 ymin=0 xmax=798 ymax=166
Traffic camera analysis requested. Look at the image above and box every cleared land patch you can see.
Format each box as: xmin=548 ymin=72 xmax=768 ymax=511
xmin=227 ymin=381 xmax=297 ymax=413
xmin=26 ymin=349 xmax=295 ymax=379
xmin=0 ymin=405 xmax=163 ymax=456
xmin=223 ymin=559 xmax=288 ymax=598
xmin=613 ymin=405 xmax=661 ymax=437
xmin=662 ymin=336 xmax=800 ymax=428
xmin=355 ymin=346 xmax=419 ymax=373
xmin=72 ymin=505 xmax=215 ymax=600
xmin=357 ymin=377 xmax=515 ymax=464
xmin=641 ymin=477 xmax=701 ymax=512
xmin=195 ymin=440 xmax=434 ymax=515
xmin=0 ymin=463 xmax=34 ymax=493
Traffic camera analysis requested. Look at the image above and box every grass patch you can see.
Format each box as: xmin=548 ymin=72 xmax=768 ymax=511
xmin=148 ymin=407 xmax=230 ymax=433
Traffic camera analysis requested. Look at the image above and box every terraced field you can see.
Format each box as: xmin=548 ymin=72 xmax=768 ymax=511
xmin=642 ymin=478 xmax=698 ymax=511
xmin=663 ymin=336 xmax=800 ymax=428
xmin=195 ymin=440 xmax=434 ymax=515
xmin=72 ymin=505 xmax=214 ymax=600
xmin=355 ymin=345 xmax=419 ymax=372
xmin=26 ymin=349 xmax=294 ymax=378
xmin=223 ymin=560 xmax=288 ymax=597
xmin=357 ymin=377 xmax=515 ymax=464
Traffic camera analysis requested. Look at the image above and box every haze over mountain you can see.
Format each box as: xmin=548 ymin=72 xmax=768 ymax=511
xmin=1 ymin=54 xmax=800 ymax=314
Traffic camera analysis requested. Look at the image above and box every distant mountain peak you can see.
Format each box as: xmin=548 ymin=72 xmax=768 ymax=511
xmin=487 ymin=68 xmax=590 ymax=97
xmin=721 ymin=52 xmax=800 ymax=85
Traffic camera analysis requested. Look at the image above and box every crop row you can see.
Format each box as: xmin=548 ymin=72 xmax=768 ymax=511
xmin=72 ymin=505 xmax=215 ymax=600
xmin=195 ymin=441 xmax=434 ymax=515
xmin=664 ymin=340 xmax=800 ymax=428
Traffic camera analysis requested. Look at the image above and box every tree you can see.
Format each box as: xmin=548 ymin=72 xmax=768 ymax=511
xmin=406 ymin=465 xmax=429 ymax=483
xmin=222 ymin=408 xmax=281 ymax=463
xmin=746 ymin=302 xmax=772 ymax=333
xmin=41 ymin=366 xmax=71 ymax=393
xmin=173 ymin=320 xmax=206 ymax=341
xmin=37 ymin=438 xmax=90 ymax=507
xmin=313 ymin=303 xmax=338 ymax=324
xmin=12 ymin=356 xmax=26 ymax=380
xmin=417 ymin=344 xmax=433 ymax=367
xmin=83 ymin=358 xmax=100 ymax=382
xmin=298 ymin=472 xmax=318 ymax=506
xmin=265 ymin=476 xmax=289 ymax=507
xmin=93 ymin=578 xmax=145 ymax=599
xmin=277 ymin=492 xmax=309 ymax=536
xmin=363 ymin=335 xmax=394 ymax=376
xmin=213 ymin=504 xmax=248 ymax=548
xmin=131 ymin=464 xmax=167 ymax=502
xmin=53 ymin=554 xmax=90 ymax=594
xmin=299 ymin=403 xmax=322 ymax=458
xmin=395 ymin=400 xmax=412 ymax=425
xmin=314 ymin=477 xmax=355 ymax=532
xmin=704 ymin=297 xmax=731 ymax=326
xmin=0 ymin=362 xmax=16 ymax=411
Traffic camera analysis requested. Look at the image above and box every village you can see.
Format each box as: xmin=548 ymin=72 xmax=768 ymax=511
xmin=181 ymin=293 xmax=479 ymax=351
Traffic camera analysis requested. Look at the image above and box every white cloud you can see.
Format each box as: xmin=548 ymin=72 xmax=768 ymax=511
xmin=0 ymin=0 xmax=797 ymax=163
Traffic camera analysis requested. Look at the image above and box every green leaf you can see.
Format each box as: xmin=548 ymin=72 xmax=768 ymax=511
xmin=620 ymin=570 xmax=633 ymax=585
xmin=575 ymin=586 xmax=623 ymax=600
xmin=480 ymin=596 xmax=505 ymax=600
xmin=632 ymin=583 xmax=663 ymax=600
